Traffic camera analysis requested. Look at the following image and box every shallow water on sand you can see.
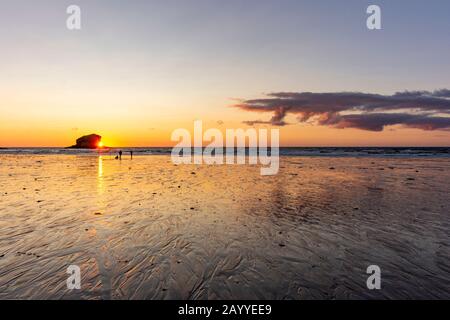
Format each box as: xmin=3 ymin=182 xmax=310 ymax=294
xmin=0 ymin=155 xmax=449 ymax=299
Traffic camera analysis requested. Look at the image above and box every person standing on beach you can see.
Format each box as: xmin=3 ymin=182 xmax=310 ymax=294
xmin=119 ymin=150 xmax=122 ymax=160
xmin=130 ymin=151 xmax=133 ymax=160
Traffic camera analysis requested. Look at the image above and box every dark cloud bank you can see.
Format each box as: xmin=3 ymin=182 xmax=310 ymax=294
xmin=236 ymin=90 xmax=450 ymax=131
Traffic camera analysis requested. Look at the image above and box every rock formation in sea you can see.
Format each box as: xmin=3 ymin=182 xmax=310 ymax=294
xmin=68 ymin=134 xmax=102 ymax=149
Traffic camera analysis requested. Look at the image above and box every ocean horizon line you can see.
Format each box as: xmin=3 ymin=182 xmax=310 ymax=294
xmin=2 ymin=146 xmax=450 ymax=149
xmin=1 ymin=146 xmax=450 ymax=158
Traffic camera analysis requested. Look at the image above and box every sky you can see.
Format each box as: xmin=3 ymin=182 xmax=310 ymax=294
xmin=0 ymin=0 xmax=449 ymax=147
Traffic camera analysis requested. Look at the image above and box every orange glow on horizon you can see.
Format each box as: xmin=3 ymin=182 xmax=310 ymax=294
xmin=1 ymin=119 xmax=450 ymax=147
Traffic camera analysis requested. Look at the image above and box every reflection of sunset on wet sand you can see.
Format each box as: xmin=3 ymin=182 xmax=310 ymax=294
xmin=0 ymin=155 xmax=448 ymax=299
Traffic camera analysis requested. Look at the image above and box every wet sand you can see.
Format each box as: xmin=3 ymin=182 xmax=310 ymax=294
xmin=0 ymin=155 xmax=449 ymax=299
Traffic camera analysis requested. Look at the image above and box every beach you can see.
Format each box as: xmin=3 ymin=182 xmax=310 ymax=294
xmin=0 ymin=154 xmax=449 ymax=299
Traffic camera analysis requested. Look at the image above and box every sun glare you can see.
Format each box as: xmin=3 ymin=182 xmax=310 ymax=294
xmin=98 ymin=141 xmax=104 ymax=148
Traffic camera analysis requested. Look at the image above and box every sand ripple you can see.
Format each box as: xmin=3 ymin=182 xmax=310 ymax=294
xmin=0 ymin=155 xmax=449 ymax=299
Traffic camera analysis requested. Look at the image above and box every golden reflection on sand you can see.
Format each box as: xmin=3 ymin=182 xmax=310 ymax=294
xmin=98 ymin=156 xmax=103 ymax=179
xmin=96 ymin=155 xmax=106 ymax=212
xmin=0 ymin=155 xmax=449 ymax=299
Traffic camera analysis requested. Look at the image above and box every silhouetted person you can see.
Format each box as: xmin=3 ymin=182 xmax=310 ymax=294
xmin=119 ymin=150 xmax=122 ymax=160
xmin=130 ymin=151 xmax=133 ymax=160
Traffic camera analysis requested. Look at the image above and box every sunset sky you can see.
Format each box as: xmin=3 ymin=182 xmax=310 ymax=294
xmin=1 ymin=0 xmax=449 ymax=147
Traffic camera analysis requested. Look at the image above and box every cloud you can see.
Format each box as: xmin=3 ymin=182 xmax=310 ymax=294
xmin=332 ymin=113 xmax=450 ymax=131
xmin=242 ymin=107 xmax=288 ymax=126
xmin=235 ymin=90 xmax=450 ymax=131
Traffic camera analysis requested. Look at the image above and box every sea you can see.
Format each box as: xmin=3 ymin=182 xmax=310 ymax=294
xmin=0 ymin=147 xmax=450 ymax=157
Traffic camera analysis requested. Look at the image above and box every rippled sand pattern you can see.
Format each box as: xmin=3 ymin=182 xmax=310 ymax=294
xmin=0 ymin=155 xmax=449 ymax=299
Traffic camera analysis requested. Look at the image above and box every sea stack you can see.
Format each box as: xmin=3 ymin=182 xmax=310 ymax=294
xmin=69 ymin=134 xmax=102 ymax=149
